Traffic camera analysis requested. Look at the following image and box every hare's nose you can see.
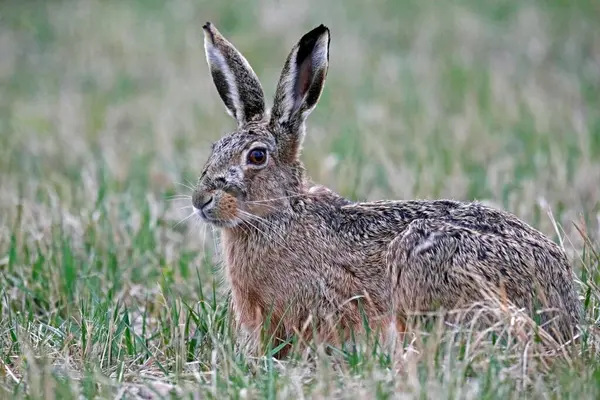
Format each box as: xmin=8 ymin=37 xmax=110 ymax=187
xmin=192 ymin=191 xmax=213 ymax=210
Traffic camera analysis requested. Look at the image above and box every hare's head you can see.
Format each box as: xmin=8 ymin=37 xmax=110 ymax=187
xmin=193 ymin=22 xmax=330 ymax=228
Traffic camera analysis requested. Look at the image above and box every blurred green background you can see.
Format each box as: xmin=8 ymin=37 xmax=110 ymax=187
xmin=0 ymin=0 xmax=599 ymax=397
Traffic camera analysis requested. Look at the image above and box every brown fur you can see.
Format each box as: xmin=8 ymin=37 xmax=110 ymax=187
xmin=194 ymin=22 xmax=582 ymax=356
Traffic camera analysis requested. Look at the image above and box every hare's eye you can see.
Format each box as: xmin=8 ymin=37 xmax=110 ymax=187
xmin=247 ymin=148 xmax=267 ymax=166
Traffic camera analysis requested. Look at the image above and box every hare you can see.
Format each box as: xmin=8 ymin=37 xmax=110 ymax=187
xmin=193 ymin=22 xmax=581 ymax=356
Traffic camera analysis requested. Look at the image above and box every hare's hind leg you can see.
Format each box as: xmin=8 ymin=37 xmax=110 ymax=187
xmin=386 ymin=219 xmax=526 ymax=333
xmin=386 ymin=218 xmax=580 ymax=342
xmin=387 ymin=219 xmax=472 ymax=311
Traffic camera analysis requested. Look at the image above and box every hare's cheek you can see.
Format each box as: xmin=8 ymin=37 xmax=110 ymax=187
xmin=217 ymin=194 xmax=239 ymax=221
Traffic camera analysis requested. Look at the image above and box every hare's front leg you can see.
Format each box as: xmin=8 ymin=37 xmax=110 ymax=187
xmin=228 ymin=290 xmax=293 ymax=358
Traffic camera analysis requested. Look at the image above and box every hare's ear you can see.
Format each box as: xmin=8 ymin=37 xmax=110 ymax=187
xmin=203 ymin=22 xmax=266 ymax=126
xmin=269 ymin=25 xmax=330 ymax=162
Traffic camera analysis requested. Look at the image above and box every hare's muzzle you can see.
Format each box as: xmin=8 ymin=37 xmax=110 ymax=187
xmin=192 ymin=188 xmax=240 ymax=227
xmin=192 ymin=191 xmax=213 ymax=216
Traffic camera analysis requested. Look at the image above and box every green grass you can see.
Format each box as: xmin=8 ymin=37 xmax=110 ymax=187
xmin=1 ymin=0 xmax=599 ymax=398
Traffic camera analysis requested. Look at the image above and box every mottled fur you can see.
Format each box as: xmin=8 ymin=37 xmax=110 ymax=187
xmin=194 ymin=22 xmax=581 ymax=356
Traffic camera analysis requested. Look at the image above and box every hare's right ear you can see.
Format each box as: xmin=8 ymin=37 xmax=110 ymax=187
xmin=269 ymin=25 xmax=330 ymax=163
xmin=203 ymin=22 xmax=266 ymax=126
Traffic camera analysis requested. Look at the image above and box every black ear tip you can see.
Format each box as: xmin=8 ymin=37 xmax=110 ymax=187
xmin=313 ymin=24 xmax=330 ymax=37
xmin=304 ymin=24 xmax=329 ymax=39
xmin=203 ymin=22 xmax=217 ymax=43
xmin=298 ymin=24 xmax=330 ymax=52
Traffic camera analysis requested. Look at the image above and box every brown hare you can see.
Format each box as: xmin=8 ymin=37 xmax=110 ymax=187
xmin=193 ymin=22 xmax=581 ymax=356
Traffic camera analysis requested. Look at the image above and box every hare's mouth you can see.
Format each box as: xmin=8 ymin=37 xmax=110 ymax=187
xmin=193 ymin=206 xmax=241 ymax=228
xmin=191 ymin=190 xmax=244 ymax=228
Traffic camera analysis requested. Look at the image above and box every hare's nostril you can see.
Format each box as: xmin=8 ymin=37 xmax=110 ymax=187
xmin=192 ymin=191 xmax=214 ymax=210
xmin=201 ymin=196 xmax=213 ymax=209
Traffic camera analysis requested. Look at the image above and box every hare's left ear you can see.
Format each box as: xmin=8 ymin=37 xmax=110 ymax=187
xmin=203 ymin=22 xmax=266 ymax=126
xmin=270 ymin=25 xmax=330 ymax=162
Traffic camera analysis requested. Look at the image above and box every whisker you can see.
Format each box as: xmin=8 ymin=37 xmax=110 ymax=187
xmin=210 ymin=226 xmax=220 ymax=260
xmin=238 ymin=215 xmax=269 ymax=239
xmin=175 ymin=181 xmax=195 ymax=192
xmin=237 ymin=221 xmax=251 ymax=237
xmin=173 ymin=212 xmax=196 ymax=229
xmin=250 ymin=216 xmax=288 ymax=243
xmin=167 ymin=198 xmax=193 ymax=203
xmin=201 ymin=223 xmax=208 ymax=253
xmin=185 ymin=178 xmax=201 ymax=195
xmin=284 ymin=188 xmax=313 ymax=196
xmin=244 ymin=202 xmax=281 ymax=212
xmin=244 ymin=193 xmax=308 ymax=204
xmin=237 ymin=211 xmax=293 ymax=253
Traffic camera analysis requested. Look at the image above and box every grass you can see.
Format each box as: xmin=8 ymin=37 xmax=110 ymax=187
xmin=0 ymin=0 xmax=599 ymax=398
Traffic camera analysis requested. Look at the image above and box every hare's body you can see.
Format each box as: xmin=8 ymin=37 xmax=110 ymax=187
xmin=194 ymin=22 xmax=581 ymax=356
xmin=223 ymin=188 xmax=580 ymax=348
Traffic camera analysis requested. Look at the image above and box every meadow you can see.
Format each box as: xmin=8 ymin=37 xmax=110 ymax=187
xmin=1 ymin=0 xmax=599 ymax=398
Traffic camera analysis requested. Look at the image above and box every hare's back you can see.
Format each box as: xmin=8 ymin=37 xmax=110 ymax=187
xmin=346 ymin=199 xmax=555 ymax=241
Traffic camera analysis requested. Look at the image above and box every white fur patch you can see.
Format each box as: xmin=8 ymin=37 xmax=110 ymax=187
xmin=414 ymin=231 xmax=442 ymax=254
xmin=204 ymin=40 xmax=244 ymax=124
xmin=311 ymin=33 xmax=329 ymax=73
xmin=276 ymin=48 xmax=299 ymax=125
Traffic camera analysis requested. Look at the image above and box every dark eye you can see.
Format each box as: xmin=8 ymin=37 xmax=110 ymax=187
xmin=247 ymin=148 xmax=267 ymax=166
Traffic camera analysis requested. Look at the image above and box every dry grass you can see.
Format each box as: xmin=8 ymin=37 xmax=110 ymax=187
xmin=1 ymin=0 xmax=599 ymax=398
